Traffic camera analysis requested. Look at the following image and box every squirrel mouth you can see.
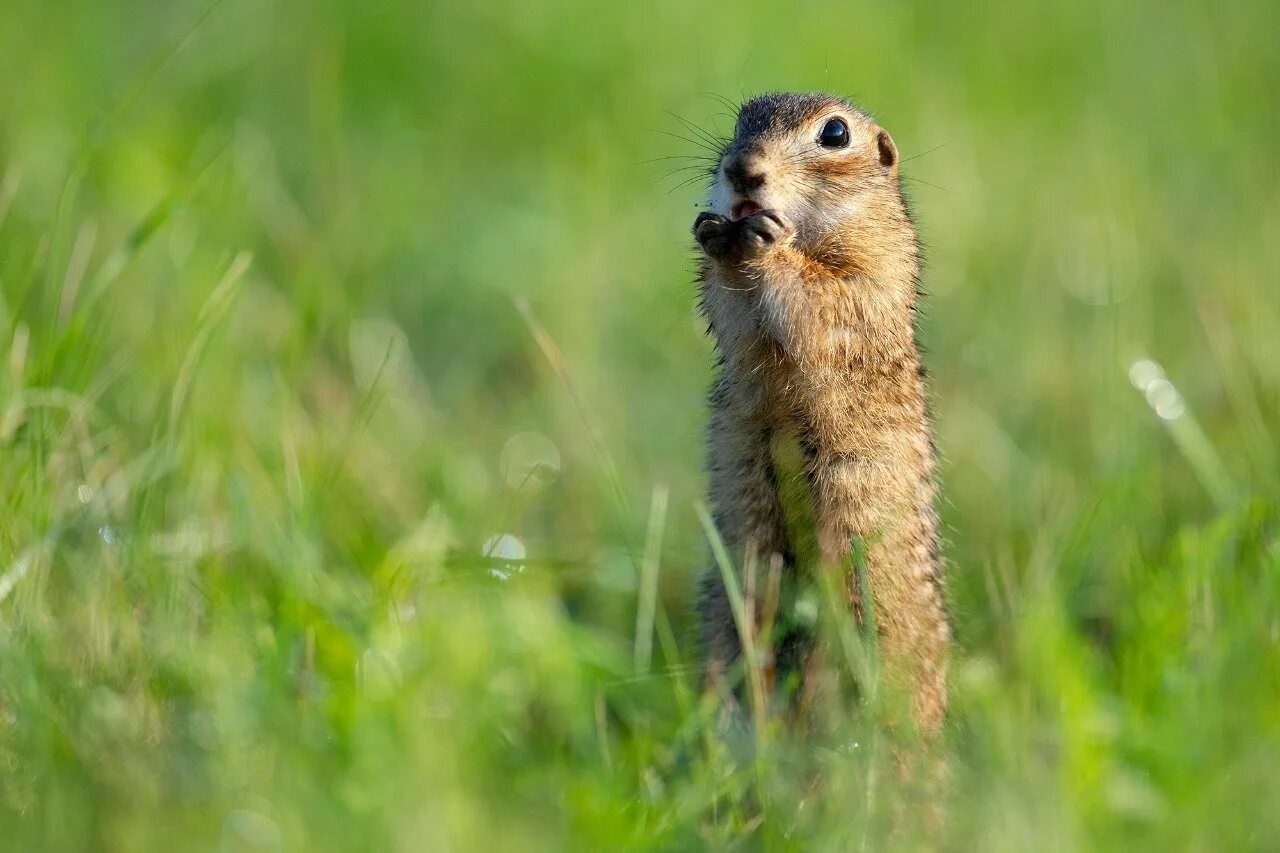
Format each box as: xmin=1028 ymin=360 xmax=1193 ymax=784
xmin=731 ymin=200 xmax=762 ymax=220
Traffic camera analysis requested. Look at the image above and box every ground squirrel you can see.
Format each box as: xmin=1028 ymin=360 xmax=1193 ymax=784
xmin=693 ymin=92 xmax=949 ymax=734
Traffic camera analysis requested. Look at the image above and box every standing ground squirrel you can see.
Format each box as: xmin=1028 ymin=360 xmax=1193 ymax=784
xmin=693 ymin=92 xmax=949 ymax=734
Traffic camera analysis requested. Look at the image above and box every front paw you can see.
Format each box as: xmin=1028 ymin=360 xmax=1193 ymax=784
xmin=692 ymin=210 xmax=792 ymax=262
xmin=738 ymin=210 xmax=792 ymax=256
xmin=693 ymin=212 xmax=737 ymax=260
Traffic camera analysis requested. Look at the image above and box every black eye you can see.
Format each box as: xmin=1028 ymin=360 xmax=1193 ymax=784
xmin=818 ymin=117 xmax=849 ymax=148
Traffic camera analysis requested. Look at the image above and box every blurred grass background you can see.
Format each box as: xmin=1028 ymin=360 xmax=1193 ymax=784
xmin=1 ymin=0 xmax=1278 ymax=848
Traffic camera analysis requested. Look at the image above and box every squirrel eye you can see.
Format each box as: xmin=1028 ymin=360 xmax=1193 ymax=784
xmin=818 ymin=117 xmax=849 ymax=149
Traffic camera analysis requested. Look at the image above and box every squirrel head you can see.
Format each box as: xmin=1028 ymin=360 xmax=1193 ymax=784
xmin=707 ymin=92 xmax=906 ymax=257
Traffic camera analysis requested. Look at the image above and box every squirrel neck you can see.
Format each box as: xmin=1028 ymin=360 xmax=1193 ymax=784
xmin=800 ymin=227 xmax=923 ymax=374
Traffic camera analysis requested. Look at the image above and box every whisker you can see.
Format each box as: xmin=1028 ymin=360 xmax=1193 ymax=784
xmin=700 ymin=91 xmax=741 ymax=115
xmin=656 ymin=164 xmax=716 ymax=182
xmin=902 ymin=142 xmax=949 ymax=163
xmin=657 ymin=162 xmax=716 ymax=175
xmin=665 ymin=110 xmax=730 ymax=155
xmin=664 ymin=111 xmax=722 ymax=148
xmin=901 ymin=176 xmax=953 ymax=194
xmin=638 ymin=154 xmax=717 ymax=165
xmin=650 ymin=128 xmax=722 ymax=156
xmin=668 ymin=168 xmax=714 ymax=188
xmin=665 ymin=171 xmax=715 ymax=195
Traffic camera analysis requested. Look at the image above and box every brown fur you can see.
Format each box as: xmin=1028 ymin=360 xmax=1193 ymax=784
xmin=694 ymin=92 xmax=949 ymax=734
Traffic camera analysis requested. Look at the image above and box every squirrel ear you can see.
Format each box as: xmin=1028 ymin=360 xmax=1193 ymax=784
xmin=875 ymin=128 xmax=898 ymax=168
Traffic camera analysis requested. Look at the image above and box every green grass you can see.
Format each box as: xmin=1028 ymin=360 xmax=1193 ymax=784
xmin=2 ymin=0 xmax=1279 ymax=848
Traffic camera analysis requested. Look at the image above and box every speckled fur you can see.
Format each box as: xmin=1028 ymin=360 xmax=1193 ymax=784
xmin=694 ymin=92 xmax=949 ymax=734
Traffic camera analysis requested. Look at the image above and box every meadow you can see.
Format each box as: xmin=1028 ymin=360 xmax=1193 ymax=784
xmin=1 ymin=0 xmax=1278 ymax=848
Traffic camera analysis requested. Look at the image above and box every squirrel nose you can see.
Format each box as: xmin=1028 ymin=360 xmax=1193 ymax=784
xmin=724 ymin=158 xmax=766 ymax=194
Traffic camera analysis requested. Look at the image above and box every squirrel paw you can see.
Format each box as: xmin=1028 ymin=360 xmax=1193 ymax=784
xmin=693 ymin=212 xmax=736 ymax=259
xmin=739 ymin=210 xmax=792 ymax=254
xmin=694 ymin=210 xmax=792 ymax=262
